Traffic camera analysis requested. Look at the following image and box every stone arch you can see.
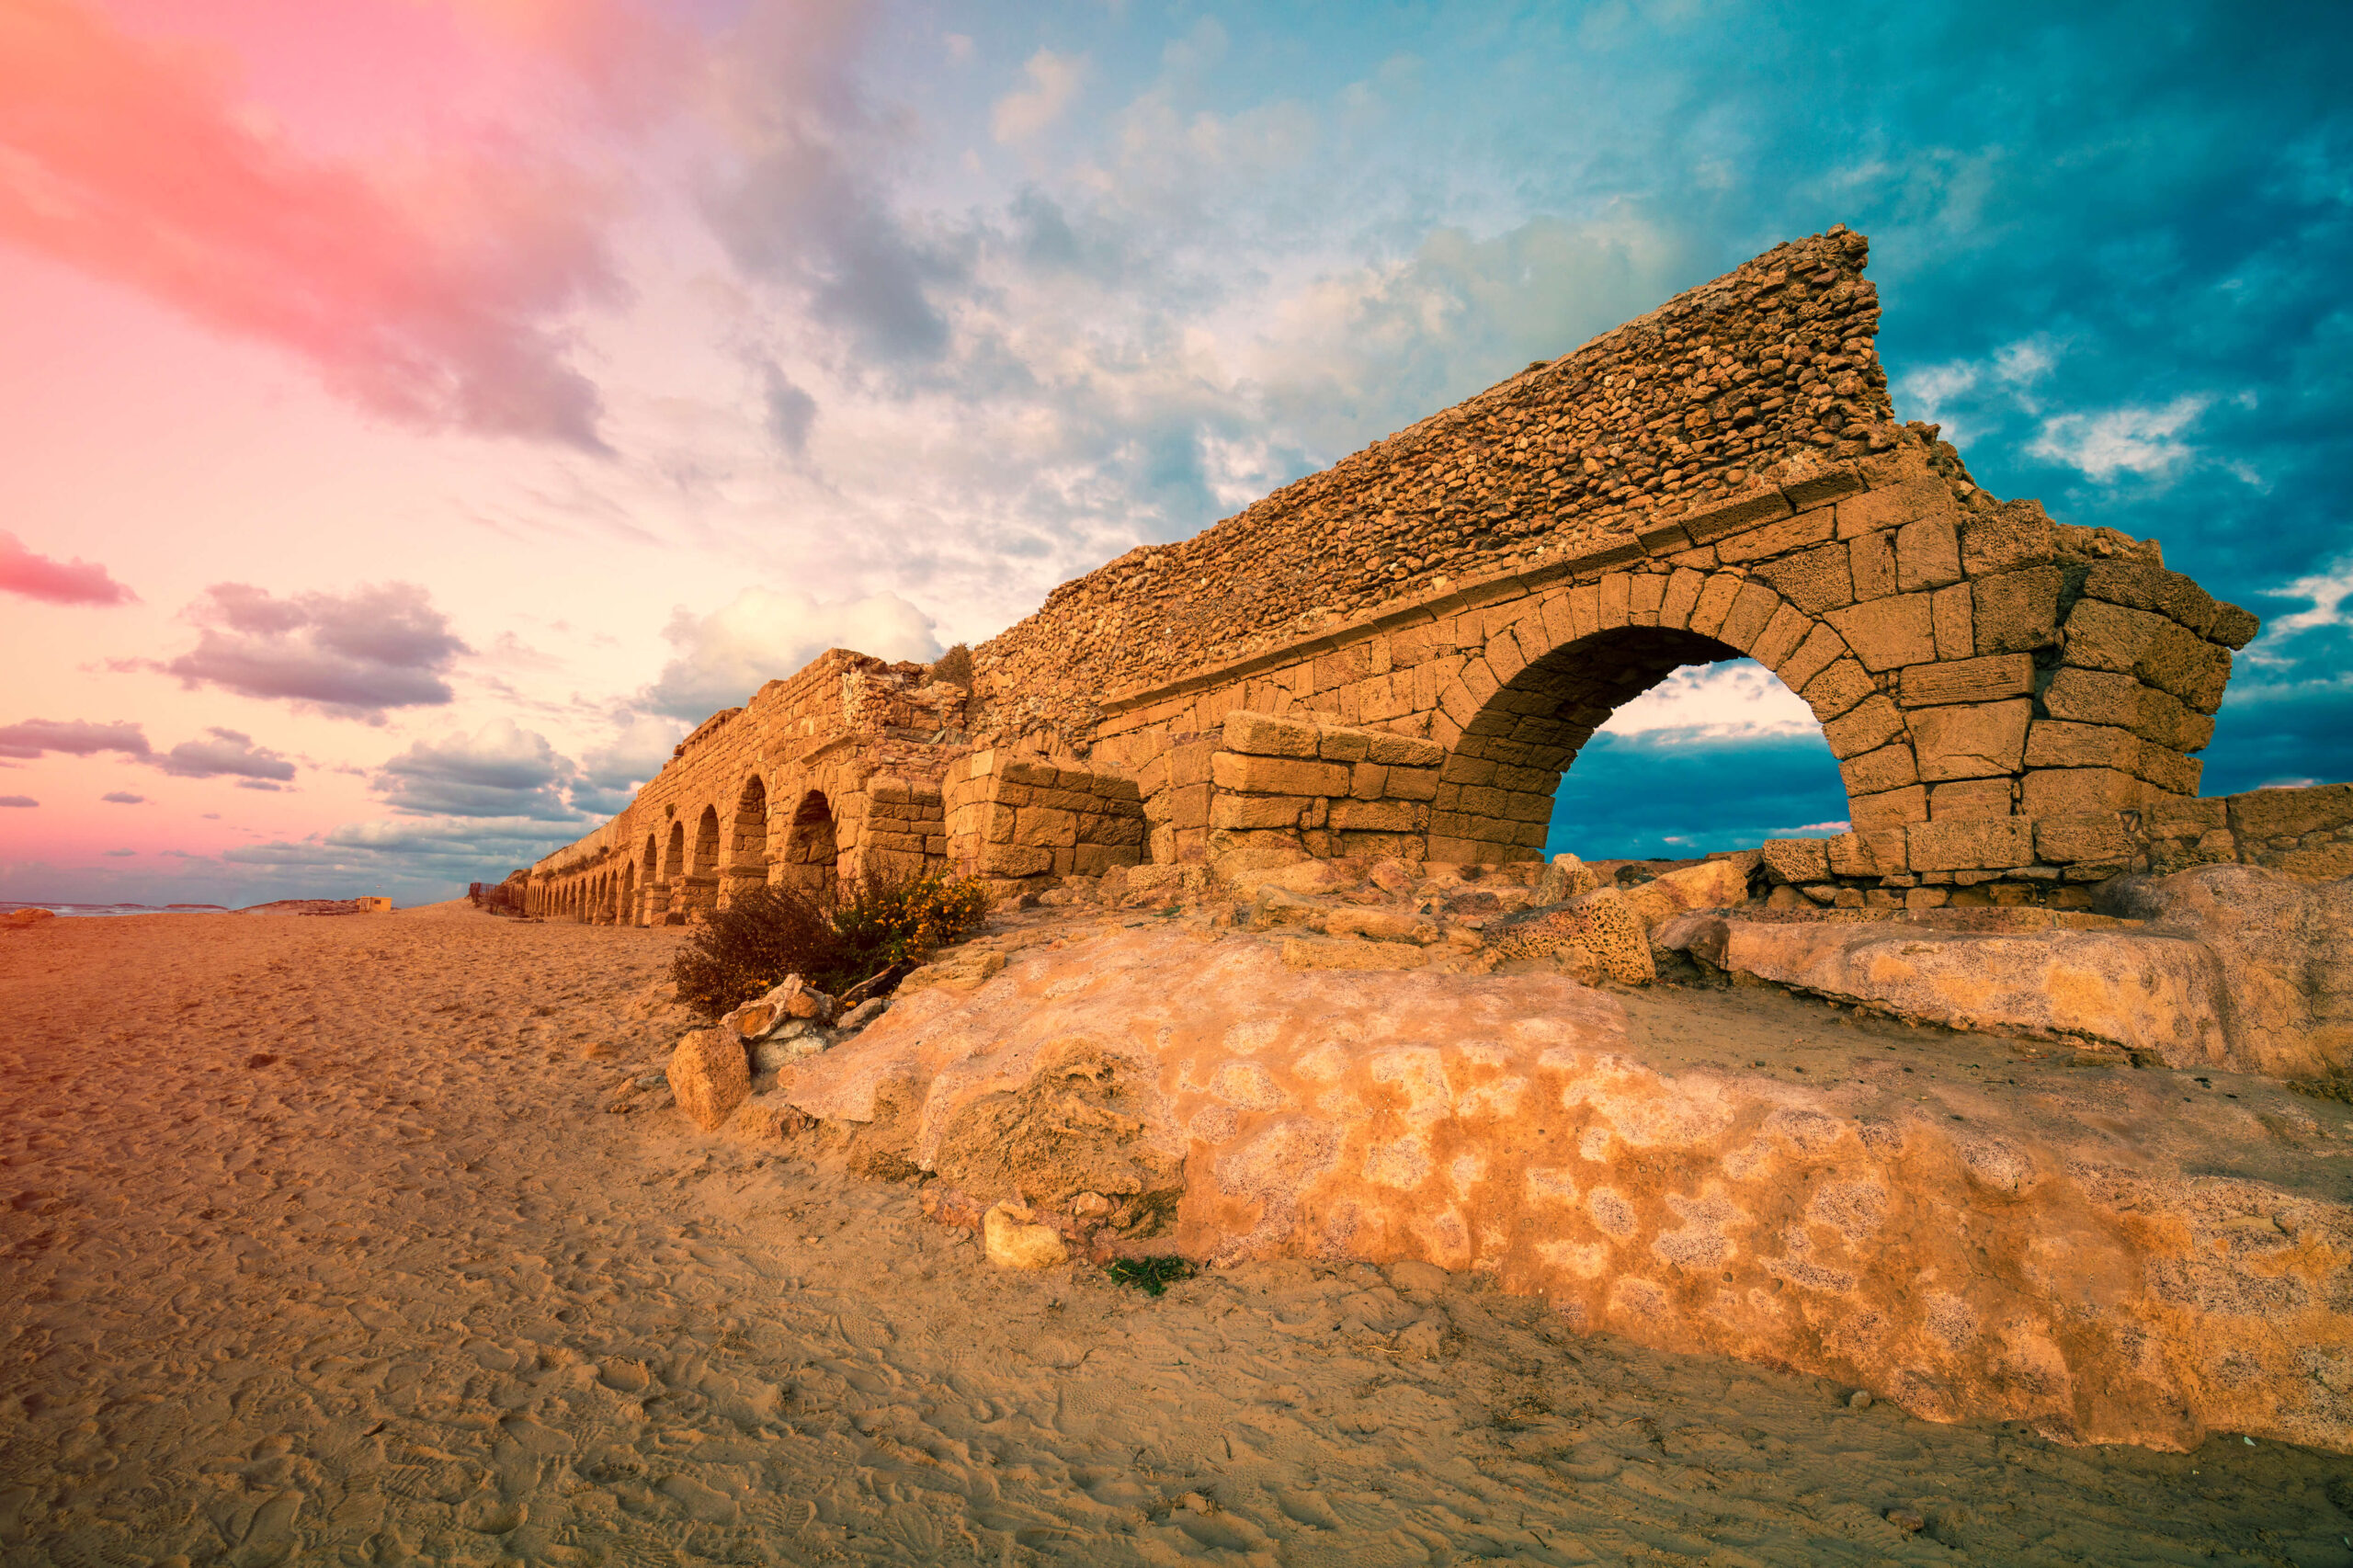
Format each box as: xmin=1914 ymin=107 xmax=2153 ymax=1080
xmin=779 ymin=790 xmax=838 ymax=893
xmin=692 ymin=805 xmax=722 ymax=876
xmin=664 ymin=820 xmax=686 ymax=880
xmin=636 ymin=832 xmax=662 ymax=926
xmin=721 ymin=775 xmax=770 ymax=910
xmin=1432 ymin=568 xmax=1864 ymax=862
xmin=732 ymin=776 xmax=768 ymax=864
xmin=620 ymin=862 xmax=634 ymax=925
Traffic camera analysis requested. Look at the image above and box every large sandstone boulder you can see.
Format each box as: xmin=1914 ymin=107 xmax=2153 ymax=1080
xmin=666 ymin=1028 xmax=750 ymax=1131
xmin=772 ymin=924 xmax=2353 ymax=1452
xmin=1680 ymin=916 xmax=2232 ymax=1069
xmin=2097 ymin=865 xmax=2353 ymax=1081
xmin=1656 ymin=867 xmax=2353 ymax=1082
xmin=1620 ymin=855 xmax=1754 ymax=930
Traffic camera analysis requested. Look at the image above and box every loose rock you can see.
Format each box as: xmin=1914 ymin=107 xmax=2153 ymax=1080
xmin=666 ymin=1028 xmax=750 ymax=1131
xmin=983 ymin=1203 xmax=1068 ymax=1269
xmin=1483 ymin=886 xmax=1654 ymax=983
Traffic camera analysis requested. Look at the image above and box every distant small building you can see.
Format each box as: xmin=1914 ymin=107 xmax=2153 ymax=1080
xmin=356 ymin=896 xmax=392 ymax=914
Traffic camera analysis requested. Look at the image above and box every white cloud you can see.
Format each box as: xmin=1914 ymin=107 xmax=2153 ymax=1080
xmin=2242 ymin=555 xmax=2353 ymax=666
xmin=2265 ymin=556 xmax=2353 ymax=637
xmin=992 ymin=50 xmax=1087 ymax=143
xmin=579 ymin=710 xmax=688 ymax=790
xmin=1598 ymin=660 xmax=1821 ymax=741
xmin=154 ymin=727 xmax=298 ymax=780
xmin=2028 ymin=393 xmax=2211 ymax=482
xmin=643 ymin=587 xmax=940 ymax=719
xmin=1893 ymin=334 xmax=2058 ymax=441
xmin=1994 ymin=337 xmax=2058 ymax=385
xmin=373 ymin=719 xmax=583 ymax=820
xmin=153 ymin=581 xmax=469 ymax=723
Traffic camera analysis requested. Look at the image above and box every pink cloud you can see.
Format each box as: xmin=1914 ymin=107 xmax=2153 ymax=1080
xmin=0 ymin=0 xmax=627 ymax=448
xmin=0 ymin=529 xmax=135 ymax=605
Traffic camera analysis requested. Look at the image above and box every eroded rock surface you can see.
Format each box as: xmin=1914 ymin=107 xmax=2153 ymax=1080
xmin=780 ymin=923 xmax=2353 ymax=1452
xmin=1654 ymin=868 xmax=2353 ymax=1081
xmin=1681 ymin=916 xmax=2232 ymax=1068
xmin=2097 ymin=865 xmax=2353 ymax=1081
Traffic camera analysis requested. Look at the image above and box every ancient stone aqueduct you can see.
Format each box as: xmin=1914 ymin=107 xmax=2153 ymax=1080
xmin=521 ymin=228 xmax=2350 ymax=922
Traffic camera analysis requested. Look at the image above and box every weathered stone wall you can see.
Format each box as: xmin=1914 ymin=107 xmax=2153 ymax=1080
xmin=523 ymin=649 xmax=970 ymax=922
xmin=940 ymin=755 xmax=1146 ymax=882
xmin=1753 ymin=781 xmax=2353 ymax=910
xmin=1075 ymin=426 xmax=2256 ymax=880
xmin=520 ymin=226 xmax=2336 ymax=922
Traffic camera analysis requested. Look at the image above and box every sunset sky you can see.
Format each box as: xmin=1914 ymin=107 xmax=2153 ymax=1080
xmin=3 ymin=0 xmax=2348 ymax=907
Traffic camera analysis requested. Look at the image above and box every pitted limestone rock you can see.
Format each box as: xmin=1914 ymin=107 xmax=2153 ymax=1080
xmin=1483 ymin=886 xmax=1654 ymax=983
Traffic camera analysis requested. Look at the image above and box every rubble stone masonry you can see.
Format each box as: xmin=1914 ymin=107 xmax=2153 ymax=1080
xmin=521 ymin=229 xmax=2349 ymax=920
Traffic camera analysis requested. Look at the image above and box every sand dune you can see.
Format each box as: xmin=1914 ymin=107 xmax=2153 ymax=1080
xmin=3 ymin=903 xmax=2348 ymax=1565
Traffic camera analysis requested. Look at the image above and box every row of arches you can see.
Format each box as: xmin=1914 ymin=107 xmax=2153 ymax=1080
xmin=528 ymin=776 xmax=843 ymax=926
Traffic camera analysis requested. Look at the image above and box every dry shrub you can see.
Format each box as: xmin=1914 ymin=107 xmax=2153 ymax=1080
xmin=927 ymin=642 xmax=974 ymax=688
xmin=671 ymin=870 xmax=991 ymax=1019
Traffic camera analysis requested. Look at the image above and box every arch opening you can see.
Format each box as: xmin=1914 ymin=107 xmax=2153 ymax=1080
xmin=780 ymin=790 xmax=837 ymax=893
xmin=732 ymin=776 xmax=768 ymax=865
xmin=1453 ymin=626 xmax=1846 ymax=867
xmin=692 ymin=805 xmax=721 ymax=875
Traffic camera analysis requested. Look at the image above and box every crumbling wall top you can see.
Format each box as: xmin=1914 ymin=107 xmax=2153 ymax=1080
xmin=971 ymin=227 xmax=1891 ymax=753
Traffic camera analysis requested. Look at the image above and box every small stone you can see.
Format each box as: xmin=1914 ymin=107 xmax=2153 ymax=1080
xmin=1069 ymin=1190 xmax=1113 ymax=1219
xmin=983 ymin=1203 xmax=1068 ymax=1268
xmin=836 ymin=997 xmax=889 ymax=1032
xmin=1531 ymin=853 xmax=1602 ymax=906
xmin=722 ymin=1000 xmax=782 ymax=1040
xmin=757 ymin=974 xmax=836 ymax=1021
xmin=1388 ymin=1258 xmax=1450 ymax=1293
xmin=1848 ymin=1389 xmax=1873 ymax=1409
xmin=1392 ymin=1316 xmax=1448 ymax=1359
xmin=1884 ymin=1507 xmax=1924 ymax=1534
xmin=1368 ymin=858 xmax=1418 ymax=896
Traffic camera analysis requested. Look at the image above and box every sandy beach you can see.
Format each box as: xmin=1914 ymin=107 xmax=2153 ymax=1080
xmin=4 ymin=903 xmax=2349 ymax=1567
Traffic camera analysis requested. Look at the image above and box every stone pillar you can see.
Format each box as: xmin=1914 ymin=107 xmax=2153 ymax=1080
xmin=716 ymin=862 xmax=768 ymax=910
xmin=944 ymin=751 xmax=1146 ymax=893
xmin=676 ymin=873 xmax=721 ymax=923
